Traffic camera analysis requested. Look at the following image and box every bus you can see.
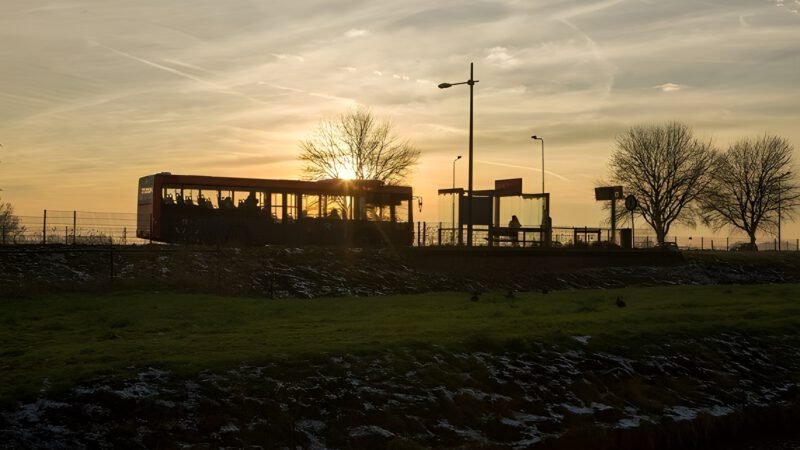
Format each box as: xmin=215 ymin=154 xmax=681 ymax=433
xmin=137 ymin=173 xmax=414 ymax=246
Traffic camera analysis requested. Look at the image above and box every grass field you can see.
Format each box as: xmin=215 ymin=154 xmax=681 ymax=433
xmin=2 ymin=284 xmax=800 ymax=405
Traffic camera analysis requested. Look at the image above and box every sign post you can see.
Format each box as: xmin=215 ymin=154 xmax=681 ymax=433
xmin=625 ymin=194 xmax=638 ymax=249
xmin=595 ymin=186 xmax=624 ymax=245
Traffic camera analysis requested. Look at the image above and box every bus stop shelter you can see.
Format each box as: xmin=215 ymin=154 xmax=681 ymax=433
xmin=438 ymin=178 xmax=551 ymax=247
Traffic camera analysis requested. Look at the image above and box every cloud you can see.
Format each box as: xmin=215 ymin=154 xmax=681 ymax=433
xmin=656 ymin=83 xmax=683 ymax=92
xmin=271 ymin=53 xmax=305 ymax=63
xmin=373 ymin=70 xmax=383 ymax=76
xmin=344 ymin=28 xmax=369 ymax=38
xmin=485 ymin=46 xmax=517 ymax=67
xmin=343 ymin=67 xmax=357 ymax=72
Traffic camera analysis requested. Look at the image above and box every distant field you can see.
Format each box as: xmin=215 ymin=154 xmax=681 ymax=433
xmin=2 ymin=284 xmax=800 ymax=405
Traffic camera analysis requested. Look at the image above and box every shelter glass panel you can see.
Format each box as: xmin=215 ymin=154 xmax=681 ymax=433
xmin=498 ymin=195 xmax=547 ymax=228
xmin=437 ymin=192 xmax=460 ymax=228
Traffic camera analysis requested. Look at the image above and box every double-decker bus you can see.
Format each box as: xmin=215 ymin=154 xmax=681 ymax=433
xmin=137 ymin=173 xmax=414 ymax=246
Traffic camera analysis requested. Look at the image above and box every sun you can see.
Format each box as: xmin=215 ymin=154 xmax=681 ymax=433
xmin=338 ymin=166 xmax=358 ymax=180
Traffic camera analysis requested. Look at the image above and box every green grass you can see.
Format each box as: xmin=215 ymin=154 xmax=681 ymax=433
xmin=2 ymin=284 xmax=800 ymax=405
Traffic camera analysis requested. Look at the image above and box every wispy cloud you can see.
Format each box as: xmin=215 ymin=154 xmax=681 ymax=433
xmin=656 ymin=83 xmax=683 ymax=92
xmin=344 ymin=28 xmax=369 ymax=38
xmin=477 ymin=160 xmax=570 ymax=182
xmin=271 ymin=53 xmax=305 ymax=63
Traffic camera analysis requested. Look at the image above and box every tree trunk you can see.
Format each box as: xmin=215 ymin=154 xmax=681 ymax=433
xmin=749 ymin=232 xmax=757 ymax=245
xmin=656 ymin=229 xmax=666 ymax=246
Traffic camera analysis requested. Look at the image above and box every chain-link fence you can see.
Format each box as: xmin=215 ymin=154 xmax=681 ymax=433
xmin=3 ymin=211 xmax=797 ymax=251
xmin=411 ymin=221 xmax=799 ymax=251
xmin=3 ymin=210 xmax=147 ymax=245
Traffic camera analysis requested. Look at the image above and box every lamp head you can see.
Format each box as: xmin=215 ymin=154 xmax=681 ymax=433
xmin=456 ymin=155 xmax=462 ymax=160
xmin=531 ymin=135 xmax=539 ymax=140
xmin=438 ymin=83 xmax=452 ymax=89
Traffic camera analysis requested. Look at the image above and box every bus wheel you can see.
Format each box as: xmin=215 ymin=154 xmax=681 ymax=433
xmin=225 ymin=227 xmax=251 ymax=247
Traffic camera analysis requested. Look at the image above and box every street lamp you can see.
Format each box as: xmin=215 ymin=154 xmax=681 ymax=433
xmin=439 ymin=63 xmax=479 ymax=246
xmin=452 ymin=155 xmax=462 ymax=245
xmin=531 ymin=135 xmax=544 ymax=194
xmin=452 ymin=155 xmax=462 ymax=189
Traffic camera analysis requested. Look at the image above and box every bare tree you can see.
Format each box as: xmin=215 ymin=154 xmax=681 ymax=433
xmin=299 ymin=107 xmax=421 ymax=184
xmin=701 ymin=134 xmax=800 ymax=245
xmin=0 ymin=199 xmax=23 ymax=243
xmin=608 ymin=122 xmax=716 ymax=245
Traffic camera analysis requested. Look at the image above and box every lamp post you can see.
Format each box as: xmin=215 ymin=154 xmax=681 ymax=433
xmin=531 ymin=135 xmax=544 ymax=194
xmin=778 ymin=176 xmax=785 ymax=251
xmin=452 ymin=155 xmax=462 ymax=189
xmin=452 ymin=155 xmax=462 ymax=244
xmin=532 ymin=135 xmax=550 ymax=246
xmin=439 ymin=63 xmax=479 ymax=247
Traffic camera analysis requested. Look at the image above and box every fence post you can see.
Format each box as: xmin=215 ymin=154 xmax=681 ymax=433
xmin=73 ymin=211 xmax=77 ymax=245
xmin=123 ymin=227 xmax=127 ymax=245
xmin=726 ymin=237 xmax=729 ymax=251
xmin=796 ymin=238 xmax=799 ymax=251
xmin=775 ymin=239 xmax=777 ymax=251
xmin=65 ymin=226 xmax=68 ymax=244
xmin=422 ymin=222 xmax=427 ymax=247
xmin=109 ymin=246 xmax=114 ymax=280
xmin=416 ymin=222 xmax=421 ymax=246
xmin=437 ymin=222 xmax=442 ymax=246
xmin=701 ymin=237 xmax=704 ymax=250
xmin=42 ymin=209 xmax=47 ymax=244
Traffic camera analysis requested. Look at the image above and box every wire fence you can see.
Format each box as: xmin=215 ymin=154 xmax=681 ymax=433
xmin=3 ymin=210 xmax=147 ymax=245
xmin=3 ymin=210 xmax=798 ymax=251
xmin=411 ymin=221 xmax=800 ymax=251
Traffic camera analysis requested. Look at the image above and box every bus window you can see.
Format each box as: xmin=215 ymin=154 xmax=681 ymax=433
xmin=219 ymin=190 xmax=235 ymax=209
xmin=184 ymin=189 xmax=200 ymax=206
xmin=271 ymin=193 xmax=283 ymax=222
xmin=234 ymin=191 xmax=258 ymax=210
xmin=325 ymin=195 xmax=352 ymax=219
xmin=366 ymin=203 xmax=390 ymax=221
xmin=162 ymin=187 xmax=181 ymax=206
xmin=198 ymin=190 xmax=218 ymax=209
xmin=395 ymin=201 xmax=409 ymax=223
xmin=302 ymin=194 xmax=321 ymax=218
xmin=286 ymin=194 xmax=297 ymax=222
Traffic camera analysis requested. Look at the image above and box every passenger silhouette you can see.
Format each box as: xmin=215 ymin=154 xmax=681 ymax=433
xmin=509 ymin=215 xmax=521 ymax=246
xmin=329 ymin=208 xmax=342 ymax=220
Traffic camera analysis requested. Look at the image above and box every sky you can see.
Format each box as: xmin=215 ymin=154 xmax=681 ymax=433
xmin=1 ymin=0 xmax=799 ymax=238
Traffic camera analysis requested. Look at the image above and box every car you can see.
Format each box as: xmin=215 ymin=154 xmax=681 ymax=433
xmin=730 ymin=242 xmax=758 ymax=251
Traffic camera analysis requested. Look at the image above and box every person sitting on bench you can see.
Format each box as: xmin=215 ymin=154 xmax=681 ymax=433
xmin=509 ymin=215 xmax=522 ymax=246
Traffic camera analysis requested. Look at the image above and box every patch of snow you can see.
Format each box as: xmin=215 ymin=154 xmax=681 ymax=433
xmin=349 ymin=425 xmax=395 ymax=438
xmin=561 ymin=403 xmax=594 ymax=415
xmin=706 ymin=405 xmax=735 ymax=417
xmin=115 ymin=383 xmax=159 ymax=399
xmin=572 ymin=335 xmax=591 ymax=345
xmin=616 ymin=417 xmax=640 ymax=429
xmin=219 ymin=423 xmax=239 ymax=433
xmin=665 ymin=405 xmax=698 ymax=421
xmin=436 ymin=420 xmax=484 ymax=441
